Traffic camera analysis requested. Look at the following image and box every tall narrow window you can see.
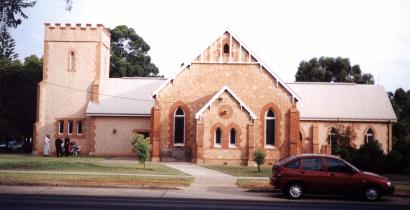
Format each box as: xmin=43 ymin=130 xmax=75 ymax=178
xmin=58 ymin=120 xmax=64 ymax=134
xmin=223 ymin=43 xmax=229 ymax=54
xmin=69 ymin=51 xmax=75 ymax=71
xmin=265 ymin=109 xmax=275 ymax=146
xmin=365 ymin=129 xmax=374 ymax=143
xmin=229 ymin=128 xmax=236 ymax=147
xmin=215 ymin=128 xmax=222 ymax=147
xmin=77 ymin=121 xmax=83 ymax=135
xmin=174 ymin=108 xmax=184 ymax=145
xmin=329 ymin=128 xmax=338 ymax=149
xmin=68 ymin=120 xmax=73 ymax=135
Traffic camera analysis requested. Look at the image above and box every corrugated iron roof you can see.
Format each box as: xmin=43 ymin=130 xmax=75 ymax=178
xmin=287 ymin=82 xmax=397 ymax=122
xmin=85 ymin=77 xmax=166 ymax=116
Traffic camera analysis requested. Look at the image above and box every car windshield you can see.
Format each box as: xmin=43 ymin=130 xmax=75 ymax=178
xmin=342 ymin=159 xmax=361 ymax=172
xmin=276 ymin=156 xmax=297 ymax=165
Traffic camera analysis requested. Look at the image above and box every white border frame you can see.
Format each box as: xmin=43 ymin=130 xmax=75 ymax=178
xmin=173 ymin=108 xmax=185 ymax=147
xmin=67 ymin=120 xmax=73 ymax=135
xmin=264 ymin=110 xmax=276 ymax=149
xmin=229 ymin=128 xmax=236 ymax=148
xmin=76 ymin=121 xmax=83 ymax=136
xmin=214 ymin=127 xmax=222 ymax=148
xmin=58 ymin=120 xmax=64 ymax=135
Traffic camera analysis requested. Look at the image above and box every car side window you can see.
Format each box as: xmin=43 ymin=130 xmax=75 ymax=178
xmin=302 ymin=158 xmax=323 ymax=171
xmin=325 ymin=158 xmax=352 ymax=173
xmin=285 ymin=159 xmax=300 ymax=169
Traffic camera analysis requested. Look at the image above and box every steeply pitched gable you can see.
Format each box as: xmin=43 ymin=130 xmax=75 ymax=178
xmin=152 ymin=29 xmax=300 ymax=101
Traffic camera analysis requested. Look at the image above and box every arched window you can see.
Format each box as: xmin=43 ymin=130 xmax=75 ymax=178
xmin=365 ymin=129 xmax=374 ymax=143
xmin=265 ymin=109 xmax=275 ymax=146
xmin=329 ymin=128 xmax=338 ymax=149
xmin=223 ymin=43 xmax=229 ymax=54
xmin=215 ymin=128 xmax=222 ymax=147
xmin=174 ymin=108 xmax=184 ymax=145
xmin=229 ymin=128 xmax=236 ymax=147
xmin=69 ymin=51 xmax=75 ymax=71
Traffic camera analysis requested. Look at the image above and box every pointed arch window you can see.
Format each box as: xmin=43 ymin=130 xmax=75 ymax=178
xmin=365 ymin=129 xmax=374 ymax=143
xmin=229 ymin=128 xmax=236 ymax=147
xmin=174 ymin=108 xmax=185 ymax=145
xmin=223 ymin=43 xmax=229 ymax=54
xmin=215 ymin=128 xmax=222 ymax=147
xmin=329 ymin=128 xmax=338 ymax=149
xmin=265 ymin=109 xmax=276 ymax=146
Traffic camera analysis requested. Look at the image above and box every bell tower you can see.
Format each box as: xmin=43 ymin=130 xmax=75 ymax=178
xmin=33 ymin=23 xmax=110 ymax=155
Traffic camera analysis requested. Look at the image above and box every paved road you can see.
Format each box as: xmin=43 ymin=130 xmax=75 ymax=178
xmin=1 ymin=194 xmax=409 ymax=210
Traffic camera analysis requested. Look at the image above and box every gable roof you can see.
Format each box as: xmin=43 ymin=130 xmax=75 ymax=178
xmin=86 ymin=77 xmax=166 ymax=116
xmin=152 ymin=29 xmax=300 ymax=101
xmin=195 ymin=86 xmax=257 ymax=120
xmin=287 ymin=82 xmax=397 ymax=122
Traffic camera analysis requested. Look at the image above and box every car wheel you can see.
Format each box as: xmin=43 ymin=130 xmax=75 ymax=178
xmin=287 ymin=183 xmax=303 ymax=199
xmin=365 ymin=186 xmax=379 ymax=201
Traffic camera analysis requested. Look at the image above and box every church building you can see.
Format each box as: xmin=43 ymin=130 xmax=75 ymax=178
xmin=33 ymin=23 xmax=397 ymax=165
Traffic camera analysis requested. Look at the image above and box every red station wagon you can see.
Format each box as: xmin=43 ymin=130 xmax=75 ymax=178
xmin=270 ymin=154 xmax=395 ymax=201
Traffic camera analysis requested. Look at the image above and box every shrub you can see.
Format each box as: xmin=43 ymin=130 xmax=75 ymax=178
xmin=253 ymin=150 xmax=266 ymax=172
xmin=131 ymin=134 xmax=151 ymax=168
xmin=351 ymin=140 xmax=386 ymax=173
xmin=386 ymin=150 xmax=403 ymax=174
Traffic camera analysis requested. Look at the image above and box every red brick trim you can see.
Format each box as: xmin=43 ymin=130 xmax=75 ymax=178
xmin=89 ymin=117 xmax=96 ymax=153
xmin=54 ymin=118 xmax=86 ymax=139
xmin=226 ymin=122 xmax=241 ymax=149
xmin=168 ymin=101 xmax=190 ymax=147
xmin=259 ymin=102 xmax=282 ymax=149
xmin=210 ymin=122 xmax=224 ymax=149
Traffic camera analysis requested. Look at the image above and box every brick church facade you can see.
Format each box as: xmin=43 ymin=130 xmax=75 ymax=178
xmin=33 ymin=24 xmax=397 ymax=165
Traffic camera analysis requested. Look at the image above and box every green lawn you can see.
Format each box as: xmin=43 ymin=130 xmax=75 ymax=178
xmin=0 ymin=154 xmax=192 ymax=188
xmin=0 ymin=154 xmax=186 ymax=175
xmin=203 ymin=165 xmax=272 ymax=177
xmin=0 ymin=172 xmax=193 ymax=187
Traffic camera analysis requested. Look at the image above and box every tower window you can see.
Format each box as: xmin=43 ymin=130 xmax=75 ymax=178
xmin=69 ymin=51 xmax=76 ymax=71
xmin=223 ymin=43 xmax=229 ymax=54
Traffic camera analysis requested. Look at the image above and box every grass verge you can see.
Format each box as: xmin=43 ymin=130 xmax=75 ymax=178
xmin=0 ymin=172 xmax=193 ymax=188
xmin=237 ymin=178 xmax=273 ymax=191
xmin=0 ymin=154 xmax=186 ymax=175
xmin=203 ymin=165 xmax=271 ymax=177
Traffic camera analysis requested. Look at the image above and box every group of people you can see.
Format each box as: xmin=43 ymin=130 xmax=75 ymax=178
xmin=43 ymin=135 xmax=76 ymax=157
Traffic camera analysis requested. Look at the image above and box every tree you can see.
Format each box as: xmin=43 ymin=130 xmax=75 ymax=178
xmin=0 ymin=24 xmax=18 ymax=61
xmin=0 ymin=54 xmax=42 ymax=145
xmin=109 ymin=25 xmax=159 ymax=78
xmin=295 ymin=56 xmax=374 ymax=84
xmin=0 ymin=0 xmax=36 ymax=28
xmin=131 ymin=134 xmax=151 ymax=168
xmin=253 ymin=150 xmax=266 ymax=172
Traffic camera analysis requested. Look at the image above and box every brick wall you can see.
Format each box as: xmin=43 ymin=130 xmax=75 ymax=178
xmin=155 ymin=63 xmax=295 ymax=164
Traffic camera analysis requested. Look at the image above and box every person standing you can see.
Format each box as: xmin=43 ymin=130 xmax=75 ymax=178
xmin=43 ymin=135 xmax=50 ymax=157
xmin=55 ymin=137 xmax=63 ymax=157
xmin=64 ymin=136 xmax=70 ymax=157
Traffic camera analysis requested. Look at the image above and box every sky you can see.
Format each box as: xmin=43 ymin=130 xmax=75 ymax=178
xmin=10 ymin=0 xmax=410 ymax=91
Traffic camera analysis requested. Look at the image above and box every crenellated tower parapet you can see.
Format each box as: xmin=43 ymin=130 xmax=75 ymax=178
xmin=44 ymin=23 xmax=110 ymax=49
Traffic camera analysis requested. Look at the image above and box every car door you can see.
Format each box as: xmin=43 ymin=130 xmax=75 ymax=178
xmin=300 ymin=157 xmax=328 ymax=193
xmin=323 ymin=157 xmax=360 ymax=194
